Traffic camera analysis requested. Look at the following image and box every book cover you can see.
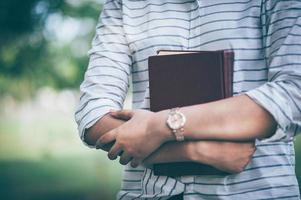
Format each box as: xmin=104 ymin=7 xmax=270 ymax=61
xmin=148 ymin=50 xmax=234 ymax=176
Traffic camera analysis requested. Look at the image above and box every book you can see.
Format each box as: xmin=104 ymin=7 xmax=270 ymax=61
xmin=148 ymin=50 xmax=234 ymax=177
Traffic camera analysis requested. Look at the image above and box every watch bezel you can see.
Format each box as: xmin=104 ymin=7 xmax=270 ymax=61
xmin=166 ymin=110 xmax=186 ymax=130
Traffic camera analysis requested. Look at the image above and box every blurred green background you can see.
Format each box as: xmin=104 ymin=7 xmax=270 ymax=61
xmin=0 ymin=0 xmax=126 ymax=199
xmin=0 ymin=0 xmax=300 ymax=200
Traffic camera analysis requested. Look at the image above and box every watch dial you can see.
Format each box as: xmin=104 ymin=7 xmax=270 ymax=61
xmin=170 ymin=113 xmax=183 ymax=129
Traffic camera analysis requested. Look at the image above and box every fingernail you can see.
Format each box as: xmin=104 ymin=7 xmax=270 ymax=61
xmin=108 ymin=154 xmax=116 ymax=160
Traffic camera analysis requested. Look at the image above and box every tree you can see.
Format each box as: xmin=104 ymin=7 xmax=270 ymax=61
xmin=0 ymin=0 xmax=102 ymax=99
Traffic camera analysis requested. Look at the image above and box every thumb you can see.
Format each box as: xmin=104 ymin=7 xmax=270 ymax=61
xmin=110 ymin=109 xmax=134 ymax=120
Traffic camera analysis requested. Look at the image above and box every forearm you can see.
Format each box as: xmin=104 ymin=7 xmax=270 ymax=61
xmin=144 ymin=140 xmax=255 ymax=173
xmin=144 ymin=141 xmax=194 ymax=165
xmin=84 ymin=114 xmax=125 ymax=146
xmin=153 ymin=94 xmax=277 ymax=142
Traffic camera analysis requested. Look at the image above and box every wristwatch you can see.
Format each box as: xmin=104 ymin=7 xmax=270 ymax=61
xmin=166 ymin=107 xmax=186 ymax=141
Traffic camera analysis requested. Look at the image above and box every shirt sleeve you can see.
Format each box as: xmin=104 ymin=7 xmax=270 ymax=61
xmin=74 ymin=0 xmax=131 ymax=147
xmin=245 ymin=0 xmax=301 ymax=142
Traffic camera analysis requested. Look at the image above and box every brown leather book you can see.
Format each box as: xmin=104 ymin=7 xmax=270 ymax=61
xmin=148 ymin=50 xmax=234 ymax=177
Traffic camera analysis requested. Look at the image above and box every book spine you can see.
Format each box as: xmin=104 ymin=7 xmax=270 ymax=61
xmin=223 ymin=51 xmax=234 ymax=97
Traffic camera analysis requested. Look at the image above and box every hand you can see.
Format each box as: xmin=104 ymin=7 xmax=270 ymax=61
xmin=95 ymin=109 xmax=171 ymax=168
xmin=193 ymin=141 xmax=256 ymax=173
xmin=84 ymin=113 xmax=126 ymax=146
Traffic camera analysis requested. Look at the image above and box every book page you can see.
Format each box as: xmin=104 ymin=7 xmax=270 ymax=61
xmin=157 ymin=50 xmax=200 ymax=56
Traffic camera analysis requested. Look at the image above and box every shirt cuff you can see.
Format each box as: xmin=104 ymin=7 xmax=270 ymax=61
xmin=76 ymin=101 xmax=121 ymax=148
xmin=244 ymin=85 xmax=294 ymax=143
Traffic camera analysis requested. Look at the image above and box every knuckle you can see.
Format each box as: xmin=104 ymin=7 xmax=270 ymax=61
xmin=125 ymin=147 xmax=134 ymax=155
xmin=120 ymin=146 xmax=133 ymax=156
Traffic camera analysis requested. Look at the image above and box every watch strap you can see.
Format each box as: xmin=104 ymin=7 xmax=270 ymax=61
xmin=168 ymin=107 xmax=185 ymax=141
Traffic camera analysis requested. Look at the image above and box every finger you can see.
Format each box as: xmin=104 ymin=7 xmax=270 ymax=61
xmin=110 ymin=109 xmax=134 ymax=120
xmin=119 ymin=152 xmax=133 ymax=165
xmin=97 ymin=141 xmax=115 ymax=152
xmin=108 ymin=143 xmax=122 ymax=160
xmin=130 ymin=158 xmax=141 ymax=168
xmin=95 ymin=130 xmax=117 ymax=148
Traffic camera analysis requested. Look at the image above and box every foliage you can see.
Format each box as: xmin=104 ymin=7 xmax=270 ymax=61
xmin=0 ymin=0 xmax=102 ymax=99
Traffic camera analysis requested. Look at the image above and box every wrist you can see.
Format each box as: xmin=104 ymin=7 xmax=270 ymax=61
xmin=166 ymin=107 xmax=186 ymax=141
xmin=149 ymin=110 xmax=175 ymax=142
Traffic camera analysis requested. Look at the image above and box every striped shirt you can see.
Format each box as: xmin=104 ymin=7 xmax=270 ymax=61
xmin=75 ymin=0 xmax=301 ymax=199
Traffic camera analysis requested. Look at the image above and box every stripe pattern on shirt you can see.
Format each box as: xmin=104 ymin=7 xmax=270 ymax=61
xmin=75 ymin=0 xmax=301 ymax=199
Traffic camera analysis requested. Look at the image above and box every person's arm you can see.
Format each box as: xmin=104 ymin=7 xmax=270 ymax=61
xmin=143 ymin=141 xmax=255 ymax=173
xmin=84 ymin=107 xmax=256 ymax=173
xmin=243 ymin=0 xmax=301 ymax=141
xmin=97 ymin=95 xmax=268 ymax=167
xmin=91 ymin=113 xmax=256 ymax=173
xmin=97 ymin=1 xmax=301 ymax=168
xmin=74 ymin=0 xmax=132 ymax=147
xmin=84 ymin=114 xmax=124 ymax=148
xmin=150 ymin=94 xmax=277 ymax=142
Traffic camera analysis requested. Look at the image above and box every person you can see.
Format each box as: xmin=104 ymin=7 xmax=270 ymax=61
xmin=75 ymin=0 xmax=301 ymax=199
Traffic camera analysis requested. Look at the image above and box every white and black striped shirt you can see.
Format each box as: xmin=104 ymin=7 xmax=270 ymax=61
xmin=75 ymin=0 xmax=301 ymax=199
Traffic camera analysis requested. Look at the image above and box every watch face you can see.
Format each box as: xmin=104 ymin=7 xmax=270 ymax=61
xmin=167 ymin=112 xmax=185 ymax=129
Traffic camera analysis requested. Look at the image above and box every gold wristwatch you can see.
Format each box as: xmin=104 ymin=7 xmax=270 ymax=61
xmin=166 ymin=107 xmax=186 ymax=141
